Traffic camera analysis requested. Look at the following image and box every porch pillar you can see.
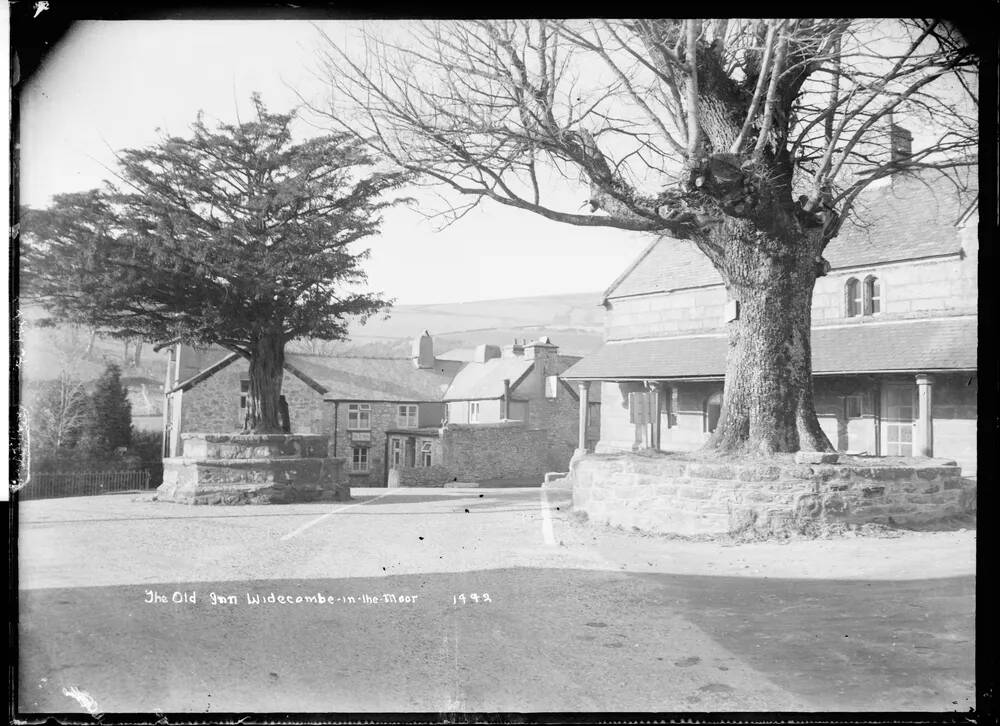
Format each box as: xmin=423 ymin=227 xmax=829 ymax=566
xmin=915 ymin=374 xmax=934 ymax=457
xmin=647 ymin=381 xmax=662 ymax=451
xmin=577 ymin=381 xmax=590 ymax=452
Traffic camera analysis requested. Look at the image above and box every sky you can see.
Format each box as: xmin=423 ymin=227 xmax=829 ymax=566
xmin=18 ymin=20 xmax=651 ymax=305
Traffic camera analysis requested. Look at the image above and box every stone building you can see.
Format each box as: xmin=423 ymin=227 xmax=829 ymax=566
xmin=563 ymin=170 xmax=978 ymax=475
xmin=159 ymin=332 xmax=591 ymax=487
xmin=386 ymin=336 xmax=595 ymax=486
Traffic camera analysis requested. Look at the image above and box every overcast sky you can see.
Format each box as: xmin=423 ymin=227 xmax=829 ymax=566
xmin=19 ymin=20 xmax=651 ymax=305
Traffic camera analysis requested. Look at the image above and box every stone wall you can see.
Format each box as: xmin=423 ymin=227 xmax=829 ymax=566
xmin=525 ymin=381 xmax=582 ymax=471
xmin=605 ymin=253 xmax=975 ymax=341
xmin=442 ymin=421 xmax=550 ymax=482
xmin=570 ymin=452 xmax=975 ymax=537
xmin=388 ymin=464 xmax=453 ymax=488
xmin=179 ymin=357 xmax=328 ymax=445
xmin=333 ymin=401 xmax=399 ymax=487
xmin=605 ymin=286 xmax=726 ymax=341
xmin=158 ymin=433 xmax=348 ymax=504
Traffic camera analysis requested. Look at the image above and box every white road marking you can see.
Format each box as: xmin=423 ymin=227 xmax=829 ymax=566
xmin=281 ymin=491 xmax=394 ymax=541
xmin=540 ymin=488 xmax=556 ymax=546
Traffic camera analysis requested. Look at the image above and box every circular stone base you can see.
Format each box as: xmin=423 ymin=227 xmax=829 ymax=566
xmin=156 ymin=433 xmax=349 ymax=505
xmin=569 ymin=451 xmax=975 ymax=537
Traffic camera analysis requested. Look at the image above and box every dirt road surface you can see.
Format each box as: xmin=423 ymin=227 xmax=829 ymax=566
xmin=17 ymin=487 xmax=975 ymax=714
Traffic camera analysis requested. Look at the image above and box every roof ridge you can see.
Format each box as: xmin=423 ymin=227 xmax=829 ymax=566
xmin=288 ymin=352 xmax=411 ymax=361
xmin=600 ymin=236 xmax=669 ymax=304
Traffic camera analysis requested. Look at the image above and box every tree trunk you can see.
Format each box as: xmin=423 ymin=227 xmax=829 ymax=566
xmin=243 ymin=332 xmax=286 ymax=434
xmin=701 ymin=218 xmax=834 ymax=455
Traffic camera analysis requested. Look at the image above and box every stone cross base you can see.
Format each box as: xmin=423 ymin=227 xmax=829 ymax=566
xmin=157 ymin=433 xmax=349 ymax=505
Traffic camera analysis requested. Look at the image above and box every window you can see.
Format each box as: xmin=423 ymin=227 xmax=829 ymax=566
xmin=347 ymin=403 xmax=371 ymax=430
xmin=420 ymin=441 xmax=433 ymax=467
xmin=351 ymin=446 xmax=370 ymax=472
xmin=844 ymin=395 xmax=864 ymax=419
xmin=545 ymin=375 xmax=559 ymax=399
xmin=397 ymin=404 xmax=418 ymax=428
xmin=469 ymin=401 xmax=480 ymax=423
xmin=389 ymin=438 xmax=402 ymax=468
xmin=845 ymin=278 xmax=862 ymax=317
xmin=587 ymin=402 xmax=601 ymax=429
xmin=864 ymin=275 xmax=881 ymax=315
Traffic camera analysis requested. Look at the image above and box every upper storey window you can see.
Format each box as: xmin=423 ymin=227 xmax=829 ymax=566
xmin=846 ymin=276 xmax=881 ymax=317
xmin=846 ymin=278 xmax=862 ymax=317
xmin=864 ymin=276 xmax=881 ymax=315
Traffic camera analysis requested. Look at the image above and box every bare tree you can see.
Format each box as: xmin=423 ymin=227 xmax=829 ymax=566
xmin=24 ymin=370 xmax=92 ymax=451
xmin=311 ymin=18 xmax=977 ymax=454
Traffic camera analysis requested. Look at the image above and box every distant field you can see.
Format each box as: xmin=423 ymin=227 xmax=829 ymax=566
xmin=17 ymin=291 xmax=607 ymax=385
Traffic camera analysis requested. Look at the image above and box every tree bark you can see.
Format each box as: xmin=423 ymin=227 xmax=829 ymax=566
xmin=700 ymin=218 xmax=834 ymax=455
xmin=243 ymin=332 xmax=286 ymax=434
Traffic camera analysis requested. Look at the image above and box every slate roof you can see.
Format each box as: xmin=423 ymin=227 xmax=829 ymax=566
xmin=602 ymin=236 xmax=720 ymax=300
xmin=562 ymin=316 xmax=977 ymax=379
xmin=442 ymin=357 xmax=535 ymax=401
xmin=825 ymin=175 xmax=974 ymax=269
xmin=603 ymin=172 xmax=977 ymax=301
xmin=282 ymin=353 xmax=461 ymax=402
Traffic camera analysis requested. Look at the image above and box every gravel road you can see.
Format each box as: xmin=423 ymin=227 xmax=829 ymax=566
xmin=17 ymin=487 xmax=976 ymax=713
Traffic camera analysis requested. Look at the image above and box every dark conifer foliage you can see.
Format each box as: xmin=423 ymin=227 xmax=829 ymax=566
xmin=87 ymin=363 xmax=133 ymax=453
xmin=21 ymin=96 xmax=408 ymax=433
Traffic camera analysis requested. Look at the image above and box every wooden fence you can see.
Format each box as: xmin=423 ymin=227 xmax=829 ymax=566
xmin=18 ymin=469 xmax=154 ymax=501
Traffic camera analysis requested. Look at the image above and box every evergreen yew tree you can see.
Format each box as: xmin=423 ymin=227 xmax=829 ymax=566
xmin=21 ymin=96 xmax=405 ymax=433
xmin=86 ymin=363 xmax=133 ymax=453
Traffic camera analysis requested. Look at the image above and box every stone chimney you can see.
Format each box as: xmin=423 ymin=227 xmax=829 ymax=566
xmin=473 ymin=344 xmax=502 ymax=363
xmin=524 ymin=336 xmax=559 ymax=363
xmin=501 ymin=338 xmax=525 ymax=359
xmin=412 ymin=330 xmax=434 ymax=369
xmin=890 ymin=123 xmax=913 ymax=164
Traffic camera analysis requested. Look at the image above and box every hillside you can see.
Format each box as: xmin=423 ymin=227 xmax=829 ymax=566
xmin=17 ymin=291 xmax=607 ymax=385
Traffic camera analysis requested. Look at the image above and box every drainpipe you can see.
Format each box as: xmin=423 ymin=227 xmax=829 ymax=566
xmin=502 ymin=379 xmax=510 ymax=420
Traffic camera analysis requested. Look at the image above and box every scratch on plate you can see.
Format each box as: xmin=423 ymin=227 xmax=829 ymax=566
xmin=62 ymin=686 xmax=103 ymax=717
xmin=11 ymin=410 xmax=30 ymax=495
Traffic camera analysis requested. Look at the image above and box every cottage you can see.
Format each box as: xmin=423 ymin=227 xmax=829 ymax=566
xmin=563 ymin=170 xmax=978 ymax=475
xmin=160 ymin=331 xmax=593 ymax=486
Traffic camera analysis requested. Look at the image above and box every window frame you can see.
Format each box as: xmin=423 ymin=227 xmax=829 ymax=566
xmin=845 ymin=277 xmax=862 ymax=317
xmin=351 ymin=445 xmax=370 ymax=473
xmin=347 ymin=403 xmax=372 ymax=430
xmin=864 ymin=275 xmax=881 ymax=316
xmin=396 ymin=404 xmax=419 ymax=428
xmin=844 ymin=394 xmax=864 ymax=419
xmin=420 ymin=441 xmax=433 ymax=467
xmin=469 ymin=401 xmax=480 ymax=423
